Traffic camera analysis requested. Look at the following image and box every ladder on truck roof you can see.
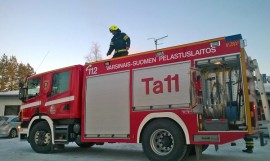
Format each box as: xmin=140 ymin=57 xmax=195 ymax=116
xmin=251 ymin=59 xmax=270 ymax=137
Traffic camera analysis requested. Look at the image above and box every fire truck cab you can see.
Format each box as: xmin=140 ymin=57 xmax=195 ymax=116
xmin=18 ymin=34 xmax=260 ymax=161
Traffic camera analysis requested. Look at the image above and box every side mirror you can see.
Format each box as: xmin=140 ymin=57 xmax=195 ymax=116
xmin=19 ymin=87 xmax=26 ymax=102
xmin=19 ymin=80 xmax=24 ymax=88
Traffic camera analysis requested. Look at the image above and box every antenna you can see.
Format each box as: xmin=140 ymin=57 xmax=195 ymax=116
xmin=36 ymin=51 xmax=50 ymax=73
xmin=148 ymin=35 xmax=168 ymax=50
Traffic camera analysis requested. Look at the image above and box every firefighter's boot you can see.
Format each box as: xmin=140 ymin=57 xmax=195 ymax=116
xmin=242 ymin=149 xmax=253 ymax=153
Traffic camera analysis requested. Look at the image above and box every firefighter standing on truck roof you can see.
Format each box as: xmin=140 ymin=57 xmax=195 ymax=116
xmin=107 ymin=25 xmax=130 ymax=58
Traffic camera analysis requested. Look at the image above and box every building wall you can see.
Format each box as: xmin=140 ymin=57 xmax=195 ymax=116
xmin=0 ymin=97 xmax=21 ymax=116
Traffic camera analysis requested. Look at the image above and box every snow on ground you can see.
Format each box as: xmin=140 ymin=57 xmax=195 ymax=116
xmin=0 ymin=136 xmax=269 ymax=161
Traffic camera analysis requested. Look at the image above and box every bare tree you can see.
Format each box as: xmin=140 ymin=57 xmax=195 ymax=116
xmin=85 ymin=42 xmax=103 ymax=62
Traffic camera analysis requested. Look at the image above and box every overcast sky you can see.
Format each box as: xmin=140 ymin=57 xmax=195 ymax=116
xmin=0 ymin=0 xmax=269 ymax=75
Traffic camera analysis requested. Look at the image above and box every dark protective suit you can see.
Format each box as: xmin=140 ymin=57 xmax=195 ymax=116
xmin=107 ymin=29 xmax=130 ymax=58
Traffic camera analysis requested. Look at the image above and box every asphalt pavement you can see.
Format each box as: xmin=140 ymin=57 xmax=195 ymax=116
xmin=0 ymin=136 xmax=269 ymax=161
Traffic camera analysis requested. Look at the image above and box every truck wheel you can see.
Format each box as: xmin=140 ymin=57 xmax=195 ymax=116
xmin=142 ymin=119 xmax=189 ymax=161
xmin=29 ymin=121 xmax=52 ymax=153
xmin=9 ymin=128 xmax=17 ymax=138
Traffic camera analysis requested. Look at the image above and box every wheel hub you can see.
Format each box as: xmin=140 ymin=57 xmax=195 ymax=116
xmin=161 ymin=135 xmax=172 ymax=147
xmin=35 ymin=130 xmax=51 ymax=145
xmin=150 ymin=129 xmax=174 ymax=155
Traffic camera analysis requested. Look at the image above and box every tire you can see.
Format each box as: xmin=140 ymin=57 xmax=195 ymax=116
xmin=189 ymin=144 xmax=209 ymax=155
xmin=29 ymin=121 xmax=52 ymax=153
xmin=9 ymin=128 xmax=17 ymax=138
xmin=142 ymin=119 xmax=189 ymax=161
xmin=75 ymin=142 xmax=95 ymax=148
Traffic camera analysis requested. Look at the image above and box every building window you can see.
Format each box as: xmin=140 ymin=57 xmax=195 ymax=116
xmin=4 ymin=105 xmax=20 ymax=115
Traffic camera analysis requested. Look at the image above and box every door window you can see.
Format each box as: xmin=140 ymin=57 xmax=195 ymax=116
xmin=51 ymin=71 xmax=70 ymax=96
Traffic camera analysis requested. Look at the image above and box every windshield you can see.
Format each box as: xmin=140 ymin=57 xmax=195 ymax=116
xmin=27 ymin=77 xmax=40 ymax=99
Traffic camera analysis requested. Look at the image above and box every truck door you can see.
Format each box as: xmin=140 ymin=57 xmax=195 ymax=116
xmin=44 ymin=66 xmax=82 ymax=119
xmin=133 ymin=62 xmax=191 ymax=110
xmin=84 ymin=71 xmax=130 ymax=138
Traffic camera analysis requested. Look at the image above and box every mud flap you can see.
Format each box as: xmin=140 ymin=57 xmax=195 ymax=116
xmin=195 ymin=145 xmax=202 ymax=161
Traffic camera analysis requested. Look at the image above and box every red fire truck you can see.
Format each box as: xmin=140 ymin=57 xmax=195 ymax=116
xmin=18 ymin=34 xmax=260 ymax=161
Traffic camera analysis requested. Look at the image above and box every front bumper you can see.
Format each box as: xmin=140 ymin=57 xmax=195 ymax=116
xmin=18 ymin=127 xmax=28 ymax=140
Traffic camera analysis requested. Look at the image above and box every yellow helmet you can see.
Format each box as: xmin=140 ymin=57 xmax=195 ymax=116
xmin=109 ymin=25 xmax=119 ymax=32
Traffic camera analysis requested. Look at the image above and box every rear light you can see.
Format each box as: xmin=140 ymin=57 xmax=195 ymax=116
xmin=249 ymin=101 xmax=256 ymax=127
xmin=252 ymin=102 xmax=256 ymax=111
xmin=249 ymin=102 xmax=257 ymax=113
